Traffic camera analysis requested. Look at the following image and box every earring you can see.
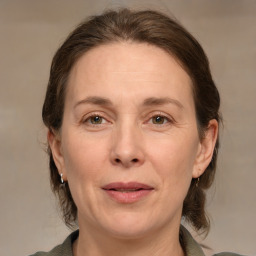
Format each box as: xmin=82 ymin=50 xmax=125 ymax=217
xmin=196 ymin=177 xmax=200 ymax=187
xmin=60 ymin=173 xmax=64 ymax=184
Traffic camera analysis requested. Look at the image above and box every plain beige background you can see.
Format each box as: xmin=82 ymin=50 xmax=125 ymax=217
xmin=0 ymin=1 xmax=255 ymax=256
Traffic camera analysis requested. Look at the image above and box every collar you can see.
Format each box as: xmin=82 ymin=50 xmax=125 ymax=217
xmin=60 ymin=225 xmax=205 ymax=256
xmin=180 ymin=225 xmax=206 ymax=256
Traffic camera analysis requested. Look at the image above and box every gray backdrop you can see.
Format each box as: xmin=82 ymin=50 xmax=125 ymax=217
xmin=0 ymin=1 xmax=255 ymax=256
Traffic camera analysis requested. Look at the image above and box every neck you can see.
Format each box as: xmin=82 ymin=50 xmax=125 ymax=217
xmin=73 ymin=219 xmax=184 ymax=256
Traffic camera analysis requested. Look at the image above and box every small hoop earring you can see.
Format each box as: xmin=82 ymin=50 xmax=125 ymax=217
xmin=60 ymin=173 xmax=64 ymax=184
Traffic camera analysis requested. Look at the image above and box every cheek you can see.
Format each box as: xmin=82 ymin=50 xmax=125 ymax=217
xmin=146 ymin=133 xmax=199 ymax=185
xmin=61 ymin=132 xmax=109 ymax=182
xmin=60 ymin=133 xmax=110 ymax=213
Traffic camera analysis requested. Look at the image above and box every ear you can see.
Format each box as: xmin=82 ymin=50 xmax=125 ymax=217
xmin=47 ymin=129 xmax=67 ymax=182
xmin=192 ymin=119 xmax=218 ymax=178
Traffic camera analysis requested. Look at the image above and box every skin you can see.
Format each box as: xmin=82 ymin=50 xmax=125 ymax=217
xmin=48 ymin=42 xmax=218 ymax=256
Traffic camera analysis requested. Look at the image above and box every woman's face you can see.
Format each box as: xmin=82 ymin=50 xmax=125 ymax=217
xmin=50 ymin=42 xmax=216 ymax=238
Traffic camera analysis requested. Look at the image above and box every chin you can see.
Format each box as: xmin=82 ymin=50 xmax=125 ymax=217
xmin=100 ymin=212 xmax=157 ymax=239
xmin=107 ymin=225 xmax=152 ymax=240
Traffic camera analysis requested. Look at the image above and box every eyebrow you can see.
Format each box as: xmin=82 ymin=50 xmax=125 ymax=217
xmin=143 ymin=97 xmax=184 ymax=109
xmin=74 ymin=96 xmax=184 ymax=109
xmin=74 ymin=96 xmax=113 ymax=109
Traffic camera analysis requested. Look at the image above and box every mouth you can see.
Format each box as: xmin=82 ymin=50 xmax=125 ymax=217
xmin=102 ymin=182 xmax=154 ymax=203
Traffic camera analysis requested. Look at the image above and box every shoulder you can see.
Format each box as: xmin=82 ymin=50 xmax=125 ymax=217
xmin=180 ymin=225 xmax=247 ymax=256
xmin=28 ymin=230 xmax=79 ymax=256
xmin=213 ymin=253 xmax=247 ymax=256
xmin=28 ymin=243 xmax=66 ymax=256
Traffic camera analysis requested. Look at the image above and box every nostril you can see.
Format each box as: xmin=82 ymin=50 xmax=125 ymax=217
xmin=114 ymin=158 xmax=139 ymax=164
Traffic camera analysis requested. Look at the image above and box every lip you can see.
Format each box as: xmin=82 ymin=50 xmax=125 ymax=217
xmin=102 ymin=182 xmax=154 ymax=204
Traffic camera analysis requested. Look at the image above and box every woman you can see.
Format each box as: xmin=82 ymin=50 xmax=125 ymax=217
xmin=31 ymin=8 xmax=243 ymax=256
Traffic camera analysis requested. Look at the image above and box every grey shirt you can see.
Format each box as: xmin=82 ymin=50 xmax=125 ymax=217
xmin=29 ymin=226 xmax=244 ymax=256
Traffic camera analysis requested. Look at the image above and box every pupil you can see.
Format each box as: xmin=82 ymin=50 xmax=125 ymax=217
xmin=154 ymin=116 xmax=163 ymax=124
xmin=92 ymin=116 xmax=101 ymax=124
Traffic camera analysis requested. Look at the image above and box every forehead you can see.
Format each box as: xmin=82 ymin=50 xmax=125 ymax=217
xmin=66 ymin=42 xmax=194 ymax=107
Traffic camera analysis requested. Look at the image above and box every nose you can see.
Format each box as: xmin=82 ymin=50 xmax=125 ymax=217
xmin=110 ymin=123 xmax=145 ymax=168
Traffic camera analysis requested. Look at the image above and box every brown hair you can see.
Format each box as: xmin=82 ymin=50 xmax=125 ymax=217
xmin=42 ymin=8 xmax=221 ymax=233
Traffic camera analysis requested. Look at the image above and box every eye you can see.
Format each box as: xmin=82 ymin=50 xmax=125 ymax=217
xmin=89 ymin=116 xmax=103 ymax=124
xmin=151 ymin=116 xmax=167 ymax=124
xmin=83 ymin=114 xmax=107 ymax=125
xmin=149 ymin=115 xmax=170 ymax=125
xmin=147 ymin=113 xmax=174 ymax=127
